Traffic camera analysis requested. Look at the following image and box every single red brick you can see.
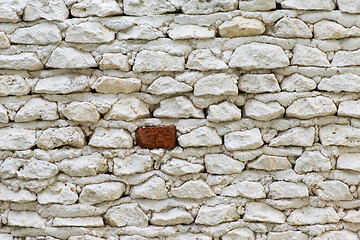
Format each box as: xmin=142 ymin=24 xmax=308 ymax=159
xmin=136 ymin=126 xmax=176 ymax=149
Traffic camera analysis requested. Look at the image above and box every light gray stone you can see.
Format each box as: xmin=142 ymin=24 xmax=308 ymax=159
xmin=0 ymin=234 xmax=13 ymax=240
xmin=0 ymin=31 xmax=10 ymax=48
xmin=168 ymin=234 xmax=211 ymax=240
xmin=195 ymin=204 xmax=240 ymax=226
xmin=313 ymin=230 xmax=359 ymax=240
xmin=281 ymin=74 xmax=317 ymax=92
xmin=221 ymin=181 xmax=266 ymax=199
xmin=314 ymin=20 xmax=354 ymax=40
xmin=222 ymin=228 xmax=255 ymax=240
xmin=281 ymin=0 xmax=335 ymax=10
xmin=295 ymin=151 xmax=331 ymax=173
xmin=104 ymin=98 xmax=150 ymax=121
xmin=161 ymin=158 xmax=204 ymax=176
xmin=130 ymin=176 xmax=168 ymax=200
xmin=271 ymin=17 xmax=312 ymax=38
xmin=150 ymin=208 xmax=194 ymax=225
xmin=124 ymin=0 xmax=176 ymax=15
xmin=268 ymin=231 xmax=308 ymax=240
xmin=178 ymin=126 xmax=222 ymax=147
xmin=344 ymin=210 xmax=360 ymax=223
xmin=207 ymin=101 xmax=242 ymax=123
xmin=147 ymin=77 xmax=192 ymax=94
xmin=186 ymin=49 xmax=228 ymax=71
xmin=269 ymin=181 xmax=309 ymax=199
xmin=171 ymin=180 xmax=215 ymax=199
xmin=8 ymin=211 xmax=46 ymax=229
xmin=34 ymin=75 xmax=89 ymax=94
xmin=66 ymin=22 xmax=114 ymax=43
xmin=46 ymin=47 xmax=97 ymax=69
xmin=168 ymin=24 xmax=215 ymax=40
xmin=286 ymin=96 xmax=336 ymax=119
xmin=117 ymin=25 xmax=165 ymax=40
xmin=79 ymin=182 xmax=125 ymax=205
xmin=71 ymin=0 xmax=122 ymax=17
xmin=338 ymin=153 xmax=360 ymax=172
xmin=0 ymin=128 xmax=35 ymax=150
xmin=182 ymin=0 xmax=238 ymax=14
xmin=105 ymin=203 xmax=148 ymax=227
xmin=244 ymin=99 xmax=285 ymax=121
xmin=0 ymin=5 xmax=19 ymax=22
xmin=239 ymin=74 xmax=280 ymax=93
xmin=94 ymin=76 xmax=140 ymax=94
xmin=0 ymin=103 xmax=8 ymax=123
xmin=338 ymin=0 xmax=360 ymax=13
xmin=219 ymin=16 xmax=265 ymax=38
xmin=52 ymin=217 xmax=104 ymax=227
xmin=316 ymin=180 xmax=353 ymax=201
xmin=339 ymin=99 xmax=360 ymax=117
xmin=244 ymin=202 xmax=286 ymax=223
xmin=332 ymin=48 xmax=360 ymax=67
xmin=194 ymin=73 xmax=238 ymax=96
xmin=0 ymin=183 xmax=36 ymax=203
xmin=319 ymin=124 xmax=360 ymax=147
xmin=229 ymin=42 xmax=289 ymax=70
xmin=0 ymin=53 xmax=43 ymax=70
xmin=239 ymin=0 xmax=275 ymax=11
xmin=114 ymin=154 xmax=153 ymax=175
xmin=38 ymin=182 xmax=78 ymax=205
xmin=23 ymin=0 xmax=69 ymax=21
xmin=63 ymin=102 xmax=100 ymax=123
xmin=291 ymin=45 xmax=330 ymax=67
xmin=270 ymin=127 xmax=315 ymax=147
xmin=89 ymin=128 xmax=133 ymax=149
xmin=319 ymin=73 xmax=360 ymax=93
xmin=224 ymin=128 xmax=263 ymax=151
xmin=248 ymin=155 xmax=292 ymax=171
xmin=10 ymin=23 xmax=61 ymax=44
xmin=205 ymin=154 xmax=244 ymax=174
xmin=99 ymin=53 xmax=130 ymax=71
xmin=59 ymin=153 xmax=108 ymax=177
xmin=287 ymin=207 xmax=340 ymax=225
xmin=133 ymin=50 xmax=185 ymax=72
xmin=15 ymin=98 xmax=58 ymax=122
xmin=37 ymin=127 xmax=85 ymax=150
xmin=154 ymin=96 xmax=204 ymax=118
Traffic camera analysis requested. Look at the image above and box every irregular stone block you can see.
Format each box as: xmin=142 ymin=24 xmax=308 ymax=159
xmin=271 ymin=17 xmax=312 ymax=38
xmin=281 ymin=0 xmax=335 ymax=10
xmin=34 ymin=75 xmax=89 ymax=94
xmin=0 ymin=104 xmax=8 ymax=123
xmin=104 ymin=98 xmax=150 ymax=121
xmin=270 ymin=127 xmax=315 ymax=147
xmin=316 ymin=180 xmax=353 ymax=201
xmin=219 ymin=16 xmax=265 ymax=38
xmin=313 ymin=230 xmax=359 ymax=240
xmin=154 ymin=96 xmax=204 ymax=118
xmin=229 ymin=42 xmax=289 ymax=70
xmin=194 ymin=73 xmax=238 ymax=96
xmin=319 ymin=124 xmax=360 ymax=147
xmin=114 ymin=154 xmax=153 ymax=175
xmin=38 ymin=182 xmax=78 ymax=205
xmin=0 ymin=234 xmax=13 ymax=240
xmin=79 ymin=182 xmax=125 ymax=205
xmin=0 ymin=128 xmax=35 ymax=150
xmin=204 ymin=154 xmax=244 ymax=174
xmin=0 ymin=31 xmax=10 ymax=48
xmin=286 ymin=96 xmax=336 ymax=119
xmin=238 ymin=0 xmax=275 ymax=11
xmin=245 ymin=99 xmax=285 ymax=121
xmin=186 ymin=49 xmax=228 ymax=71
xmin=332 ymin=49 xmax=360 ymax=67
xmin=182 ymin=0 xmax=238 ymax=14
xmin=287 ymin=207 xmax=340 ymax=225
xmin=94 ymin=76 xmax=140 ymax=94
xmin=178 ymin=126 xmax=222 ymax=147
xmin=99 ymin=53 xmax=130 ymax=71
xmin=0 ymin=183 xmax=36 ymax=203
xmin=168 ymin=24 xmax=215 ymax=40
xmin=269 ymin=181 xmax=309 ymax=199
xmin=59 ymin=153 xmax=108 ymax=177
xmin=53 ymin=217 xmax=104 ymax=227
xmin=89 ymin=128 xmax=133 ymax=149
xmin=10 ymin=23 xmax=61 ymax=44
xmin=314 ymin=20 xmax=354 ymax=40
xmin=46 ymin=47 xmax=97 ymax=69
xmin=0 ymin=5 xmax=20 ymax=22
xmin=344 ymin=210 xmax=360 ymax=223
xmin=71 ymin=0 xmax=122 ymax=17
xmin=268 ymin=231 xmax=308 ymax=240
xmin=147 ymin=77 xmax=192 ymax=95
xmin=319 ymin=74 xmax=360 ymax=93
xmin=281 ymin=73 xmax=316 ymax=92
xmin=130 ymin=176 xmax=168 ymax=200
xmin=239 ymin=74 xmax=280 ymax=93
xmin=195 ymin=204 xmax=240 ymax=225
xmin=136 ymin=126 xmax=176 ymax=149
xmin=207 ymin=101 xmax=242 ymax=123
xmin=150 ymin=208 xmax=194 ymax=225
xmin=124 ymin=0 xmax=176 ymax=15
xmin=8 ymin=211 xmax=46 ymax=229
xmin=171 ymin=180 xmax=215 ymax=199
xmin=224 ymin=128 xmax=263 ymax=151
xmin=244 ymin=202 xmax=286 ymax=223
xmin=168 ymin=233 xmax=211 ymax=240
xmin=248 ymin=155 xmax=292 ymax=171
xmin=338 ymin=0 xmax=360 ymax=13
xmin=221 ymin=181 xmax=266 ymax=199
xmin=66 ymin=22 xmax=114 ymax=43
xmin=0 ymin=53 xmax=43 ymax=70
xmin=104 ymin=203 xmax=148 ymax=227
xmin=295 ymin=151 xmax=331 ymax=173
xmin=161 ymin=158 xmax=204 ymax=176
xmin=38 ymin=204 xmax=105 ymax=218
xmin=63 ymin=102 xmax=100 ymax=123
xmin=23 ymin=0 xmax=69 ymax=21
xmin=338 ymin=153 xmax=360 ymax=172
xmin=15 ymin=98 xmax=58 ymax=122
xmin=222 ymin=228 xmax=255 ymax=240
xmin=291 ymin=45 xmax=330 ymax=67
xmin=37 ymin=127 xmax=85 ymax=150
xmin=133 ymin=50 xmax=185 ymax=72
xmin=117 ymin=25 xmax=165 ymax=40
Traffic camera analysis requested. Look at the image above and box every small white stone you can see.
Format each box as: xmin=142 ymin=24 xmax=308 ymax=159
xmin=239 ymin=74 xmax=280 ymax=93
xmin=219 ymin=16 xmax=265 ymax=38
xmin=161 ymin=158 xmax=204 ymax=176
xmin=319 ymin=124 xmax=360 ymax=147
xmin=133 ymin=50 xmax=185 ymax=72
xmin=268 ymin=231 xmax=308 ymax=240
xmin=66 ymin=22 xmax=114 ymax=43
xmin=89 ymin=128 xmax=133 ymax=149
xmin=205 ymin=154 xmax=244 ymax=174
xmin=207 ymin=101 xmax=242 ymax=123
xmin=319 ymin=73 xmax=360 ymax=93
xmin=281 ymin=0 xmax=335 ymax=10
xmin=0 ymin=128 xmax=35 ymax=150
xmin=286 ymin=96 xmax=336 ymax=119
xmin=23 ymin=0 xmax=69 ymax=21
xmin=314 ymin=20 xmax=350 ymax=40
xmin=34 ymin=75 xmax=88 ymax=94
xmin=38 ymin=182 xmax=78 ymax=205
xmin=37 ymin=127 xmax=85 ymax=150
xmin=130 ymin=176 xmax=168 ymax=200
xmin=99 ymin=53 xmax=130 ymax=71
xmin=104 ymin=203 xmax=148 ymax=227
xmin=344 ymin=210 xmax=360 ymax=223
xmin=10 ymin=23 xmax=62 ymax=44
xmin=269 ymin=182 xmax=309 ymax=199
xmin=224 ymin=128 xmax=263 ymax=151
xmin=71 ymin=0 xmax=122 ymax=17
xmin=244 ymin=202 xmax=286 ymax=223
xmin=0 ymin=183 xmax=36 ymax=203
xmin=15 ymin=98 xmax=58 ymax=122
xmin=332 ymin=48 xmax=360 ymax=67
xmin=79 ymin=182 xmax=125 ymax=205
xmin=59 ymin=153 xmax=108 ymax=177
xmin=270 ymin=127 xmax=315 ymax=147
xmin=194 ymin=73 xmax=238 ymax=96
xmin=221 ymin=181 xmax=266 ymax=199
xmin=186 ymin=49 xmax=228 ymax=71
xmin=248 ymin=155 xmax=292 ymax=171
xmin=154 ymin=96 xmax=204 ymax=119
xmin=46 ymin=47 xmax=97 ymax=69
xmin=171 ymin=180 xmax=215 ymax=199
xmin=281 ymin=73 xmax=316 ymax=92
xmin=195 ymin=204 xmax=240 ymax=226
xmin=271 ymin=17 xmax=312 ymax=38
xmin=313 ymin=230 xmax=359 ymax=240
xmin=104 ymin=98 xmax=150 ymax=121
xmin=229 ymin=42 xmax=289 ymax=70
xmin=113 ymin=154 xmax=153 ymax=175
xmin=117 ymin=25 xmax=165 ymax=40
xmin=168 ymin=234 xmax=211 ymax=240
xmin=239 ymin=0 xmax=275 ymax=11
xmin=295 ymin=151 xmax=331 ymax=173
xmin=147 ymin=77 xmax=192 ymax=94
xmin=52 ymin=217 xmax=104 ymax=227
xmin=338 ymin=0 xmax=360 ymax=13
xmin=178 ymin=126 xmax=222 ymax=147
xmin=222 ymin=228 xmax=255 ymax=240
xmin=150 ymin=208 xmax=194 ymax=225
xmin=94 ymin=76 xmax=140 ymax=94
xmin=287 ymin=207 xmax=340 ymax=225
xmin=0 ymin=31 xmax=10 ymax=48
xmin=182 ymin=0 xmax=238 ymax=14
xmin=0 ymin=5 xmax=19 ymax=22
xmin=168 ymin=24 xmax=215 ymax=40
xmin=0 ymin=53 xmax=43 ymax=70
xmin=291 ymin=45 xmax=330 ymax=67
xmin=244 ymin=99 xmax=285 ymax=121
xmin=316 ymin=180 xmax=353 ymax=201
xmin=0 ymin=104 xmax=8 ymax=123
xmin=8 ymin=211 xmax=46 ymax=229
xmin=63 ymin=102 xmax=100 ymax=123
xmin=124 ymin=0 xmax=176 ymax=15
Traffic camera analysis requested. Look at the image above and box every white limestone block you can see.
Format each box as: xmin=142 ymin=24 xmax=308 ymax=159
xmin=286 ymin=96 xmax=336 ymax=119
xmin=147 ymin=77 xmax=192 ymax=94
xmin=168 ymin=234 xmax=211 ymax=240
xmin=171 ymin=180 xmax=215 ymax=199
xmin=0 ymin=234 xmax=13 ymax=240
xmin=316 ymin=180 xmax=353 ymax=201
xmin=287 ymin=207 xmax=340 ymax=225
xmin=38 ymin=182 xmax=78 ymax=205
xmin=10 ymin=23 xmax=61 ymax=44
xmin=244 ymin=99 xmax=285 ymax=121
xmin=271 ymin=17 xmax=312 ymax=38
xmin=204 ymin=154 xmax=244 ymax=174
xmin=154 ymin=96 xmax=204 ymax=118
xmin=117 ymin=25 xmax=165 ymax=40
xmin=178 ymin=126 xmax=222 ymax=147
xmin=0 ymin=53 xmax=43 ymax=70
xmin=59 ymin=153 xmax=108 ymax=177
xmin=99 ymin=53 xmax=130 ymax=71
xmin=46 ymin=47 xmax=97 ymax=69
xmin=186 ymin=49 xmax=228 ymax=71
xmin=89 ymin=128 xmax=133 ymax=149
xmin=34 ymin=75 xmax=89 ymax=94
xmin=8 ymin=211 xmax=46 ymax=229
xmin=291 ymin=45 xmax=330 ymax=67
xmin=71 ymin=0 xmax=122 ymax=17
xmin=222 ymin=228 xmax=255 ymax=240
xmin=104 ymin=203 xmax=148 ymax=227
xmin=295 ymin=151 xmax=331 ymax=173
xmin=344 ymin=210 xmax=360 ymax=223
xmin=219 ymin=16 xmax=265 ymax=38
xmin=168 ymin=24 xmax=215 ymax=40
xmin=0 ymin=5 xmax=19 ymax=22
xmin=281 ymin=74 xmax=316 ymax=92
xmin=113 ymin=154 xmax=153 ymax=175
xmin=319 ymin=74 xmax=360 ymax=93
xmin=0 ymin=183 xmax=36 ymax=203
xmin=338 ymin=153 xmax=360 ymax=172
xmin=338 ymin=0 xmax=360 ymax=13
xmin=319 ymin=124 xmax=360 ymax=147
xmin=130 ymin=176 xmax=168 ymax=200
xmin=182 ymin=0 xmax=238 ymax=14
xmin=94 ymin=76 xmax=140 ymax=94
xmin=53 ymin=217 xmax=104 ymax=227
xmin=268 ymin=231 xmax=308 ymax=240
xmin=248 ymin=155 xmax=292 ymax=171
xmin=150 ymin=208 xmax=194 ymax=225
xmin=269 ymin=181 xmax=309 ymax=199
xmin=281 ymin=0 xmax=335 ymax=10
xmin=270 ymin=127 xmax=315 ymax=147
xmin=332 ymin=48 xmax=360 ymax=67
xmin=161 ymin=158 xmax=204 ymax=176
xmin=133 ymin=50 xmax=185 ymax=72
xmin=15 ymin=98 xmax=58 ymax=122
xmin=239 ymin=74 xmax=280 ymax=93
xmin=63 ymin=102 xmax=100 ymax=123
xmin=104 ymin=98 xmax=150 ymax=121
xmin=124 ymin=0 xmax=176 ymax=15
xmin=0 ymin=31 xmax=10 ymax=48
xmin=239 ymin=0 xmax=275 ymax=11
xmin=37 ymin=127 xmax=85 ymax=150
xmin=23 ymin=0 xmax=69 ymax=21
xmin=224 ymin=128 xmax=263 ymax=151
xmin=194 ymin=73 xmax=238 ymax=96
xmin=314 ymin=20 xmax=352 ymax=39
xmin=195 ymin=204 xmax=240 ymax=226
xmin=66 ymin=22 xmax=114 ymax=43
xmin=221 ymin=181 xmax=266 ymax=199
xmin=244 ymin=202 xmax=286 ymax=223
xmin=79 ymin=182 xmax=125 ymax=205
xmin=313 ymin=230 xmax=359 ymax=240
xmin=0 ymin=104 xmax=8 ymax=123
xmin=207 ymin=101 xmax=242 ymax=123
xmin=0 ymin=128 xmax=35 ymax=150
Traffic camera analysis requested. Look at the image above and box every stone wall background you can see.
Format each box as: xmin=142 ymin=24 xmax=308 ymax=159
xmin=1 ymin=0 xmax=360 ymax=239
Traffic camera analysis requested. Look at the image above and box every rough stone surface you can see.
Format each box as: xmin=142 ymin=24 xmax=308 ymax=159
xmin=15 ymin=98 xmax=58 ymax=122
xmin=10 ymin=23 xmax=62 ymax=44
xmin=136 ymin=126 xmax=176 ymax=149
xmin=219 ymin=16 xmax=265 ymax=38
xmin=94 ymin=76 xmax=140 ymax=94
xmin=291 ymin=45 xmax=330 ymax=67
xmin=104 ymin=98 xmax=150 ymax=121
xmin=281 ymin=0 xmax=335 ymax=10
xmin=287 ymin=207 xmax=340 ymax=225
xmin=37 ymin=127 xmax=85 ymax=150
xmin=154 ymin=96 xmax=204 ymax=119
xmin=71 ymin=0 xmax=122 ymax=17
xmin=38 ymin=182 xmax=78 ymax=205
xmin=168 ymin=25 xmax=215 ymax=40
xmin=222 ymin=181 xmax=266 ymax=199
xmin=182 ymin=0 xmax=238 ymax=14
xmin=319 ymin=74 xmax=360 ymax=93
xmin=130 ymin=176 xmax=168 ymax=200
xmin=239 ymin=74 xmax=280 ymax=93
xmin=99 ymin=53 xmax=130 ymax=71
xmin=248 ymin=155 xmax=292 ymax=171
xmin=8 ymin=211 xmax=46 ymax=229
xmin=171 ymin=180 xmax=215 ymax=199
xmin=244 ymin=202 xmax=286 ymax=223
xmin=316 ymin=180 xmax=353 ymax=201
xmin=178 ymin=126 xmax=222 ymax=147
xmin=23 ymin=0 xmax=69 ymax=21
xmin=113 ymin=154 xmax=153 ymax=175
xmin=281 ymin=74 xmax=316 ymax=92
xmin=0 ymin=53 xmax=43 ymax=70
xmin=62 ymin=102 xmax=100 ymax=122
xmin=194 ymin=73 xmax=238 ymax=96
xmin=269 ymin=181 xmax=309 ymax=199
xmin=195 ymin=204 xmax=240 ymax=226
xmin=147 ymin=77 xmax=192 ymax=95
xmin=161 ymin=158 xmax=204 ymax=176
xmin=79 ymin=182 xmax=125 ymax=205
xmin=270 ymin=127 xmax=315 ymax=147
xmin=244 ymin=99 xmax=285 ymax=121
xmin=59 ymin=153 xmax=108 ymax=177
xmin=46 ymin=47 xmax=97 ymax=69
xmin=205 ymin=154 xmax=245 ymax=174
xmin=104 ymin=203 xmax=148 ymax=227
xmin=337 ymin=153 xmax=360 ymax=172
xmin=271 ymin=17 xmax=312 ymax=38
xmin=186 ymin=49 xmax=228 ymax=71
xmin=286 ymin=96 xmax=337 ymax=119
xmin=150 ymin=208 xmax=194 ymax=225
xmin=207 ymin=101 xmax=242 ymax=123
xmin=66 ymin=22 xmax=114 ymax=43
xmin=34 ymin=75 xmax=89 ymax=94
xmin=124 ymin=0 xmax=176 ymax=15
xmin=295 ymin=151 xmax=332 ymax=173
xmin=89 ymin=128 xmax=133 ymax=149
xmin=332 ymin=49 xmax=360 ymax=67
xmin=224 ymin=128 xmax=263 ymax=151
xmin=133 ymin=50 xmax=185 ymax=72
xmin=319 ymin=124 xmax=360 ymax=147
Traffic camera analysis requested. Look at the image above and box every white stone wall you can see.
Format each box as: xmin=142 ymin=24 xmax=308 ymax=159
xmin=1 ymin=0 xmax=360 ymax=239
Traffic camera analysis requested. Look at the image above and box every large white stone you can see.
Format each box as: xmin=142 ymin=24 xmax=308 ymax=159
xmin=0 ymin=183 xmax=36 ymax=203
xmin=271 ymin=17 xmax=312 ymax=38
xmin=0 ymin=31 xmax=10 ymax=48
xmin=270 ymin=127 xmax=315 ymax=147
xmin=229 ymin=42 xmax=289 ymax=70
xmin=286 ymin=96 xmax=336 ymax=119
xmin=268 ymin=231 xmax=308 ymax=240
xmin=319 ymin=74 xmax=360 ymax=93
xmin=117 ymin=25 xmax=165 ymax=40
xmin=314 ymin=20 xmax=354 ymax=40
xmin=178 ymin=126 xmax=222 ymax=147
xmin=319 ymin=124 xmax=360 ymax=147
xmin=66 ymin=22 xmax=114 ymax=43
xmin=168 ymin=234 xmax=211 ymax=240
xmin=244 ymin=202 xmax=286 ymax=223
xmin=161 ymin=158 xmax=204 ymax=176
xmin=52 ymin=217 xmax=104 ymax=227
xmin=182 ymin=0 xmax=238 ymax=14
xmin=244 ymin=100 xmax=285 ymax=121
xmin=0 ymin=128 xmax=35 ymax=150
xmin=219 ymin=16 xmax=265 ymax=38
xmin=104 ymin=98 xmax=150 ymax=121
xmin=221 ymin=181 xmax=266 ymax=199
xmin=281 ymin=0 xmax=335 ymax=10
xmin=207 ymin=101 xmax=242 ymax=123
xmin=0 ymin=53 xmax=43 ymax=70
xmin=59 ymin=153 xmax=108 ymax=177
xmin=222 ymin=228 xmax=255 ymax=240
xmin=8 ymin=211 xmax=46 ymax=229
xmin=0 ymin=75 xmax=29 ymax=96
xmin=186 ymin=49 xmax=228 ymax=71
xmin=15 ymin=98 xmax=58 ymax=122
xmin=34 ymin=75 xmax=88 ymax=94
xmin=150 ymin=208 xmax=194 ymax=225
xmin=338 ymin=153 xmax=360 ymax=172
xmin=269 ymin=182 xmax=309 ymax=199
xmin=94 ymin=76 xmax=140 ymax=94
xmin=287 ymin=207 xmax=340 ymax=225
xmin=124 ymin=0 xmax=176 ymax=15
xmin=204 ymin=154 xmax=244 ymax=174
xmin=154 ymin=96 xmax=204 ymax=119
xmin=10 ymin=23 xmax=61 ymax=44
xmin=104 ymin=203 xmax=148 ymax=227
xmin=239 ymin=74 xmax=280 ymax=93
xmin=280 ymin=74 xmax=315 ymax=92
xmin=23 ymin=0 xmax=69 ymax=21
xmin=71 ymin=0 xmax=122 ymax=17
xmin=37 ymin=127 xmax=85 ymax=150
xmin=113 ymin=154 xmax=153 ymax=175
xmin=147 ymin=77 xmax=192 ymax=95
xmin=46 ymin=47 xmax=97 ymax=69
xmin=338 ymin=0 xmax=360 ymax=13
xmin=79 ymin=182 xmax=125 ymax=205
xmin=295 ymin=151 xmax=331 ymax=173
xmin=291 ymin=45 xmax=330 ymax=67
xmin=171 ymin=180 xmax=215 ymax=199
xmin=168 ymin=24 xmax=215 ymax=40
xmin=332 ymin=49 xmax=360 ymax=67
xmin=133 ymin=50 xmax=185 ymax=72
xmin=239 ymin=0 xmax=275 ymax=11
xmin=0 ymin=234 xmax=13 ymax=240
xmin=63 ymin=102 xmax=100 ymax=123
xmin=0 ymin=5 xmax=20 ymax=22
xmin=99 ymin=53 xmax=130 ymax=71
xmin=248 ymin=155 xmax=292 ymax=171
xmin=130 ymin=176 xmax=168 ymax=200
xmin=89 ymin=128 xmax=133 ymax=149
xmin=195 ymin=204 xmax=240 ymax=226
xmin=344 ymin=210 xmax=360 ymax=223
xmin=313 ymin=230 xmax=359 ymax=240
xmin=0 ymin=104 xmax=8 ymax=123
xmin=316 ymin=180 xmax=352 ymax=201
xmin=194 ymin=73 xmax=238 ymax=96
xmin=224 ymin=128 xmax=263 ymax=151
xmin=38 ymin=182 xmax=78 ymax=205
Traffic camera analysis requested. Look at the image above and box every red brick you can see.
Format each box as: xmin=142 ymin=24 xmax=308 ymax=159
xmin=136 ymin=126 xmax=176 ymax=149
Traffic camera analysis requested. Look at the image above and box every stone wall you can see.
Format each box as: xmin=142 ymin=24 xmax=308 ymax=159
xmin=1 ymin=0 xmax=360 ymax=239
